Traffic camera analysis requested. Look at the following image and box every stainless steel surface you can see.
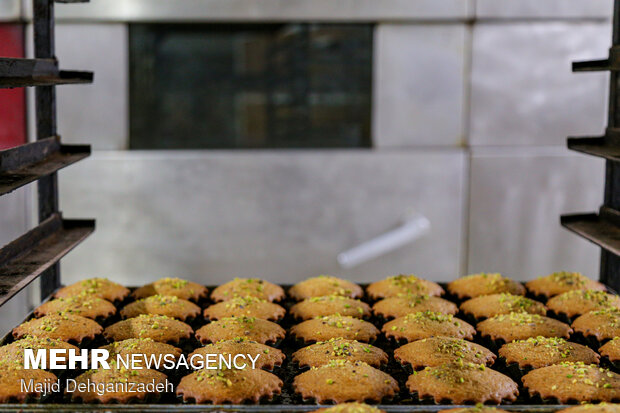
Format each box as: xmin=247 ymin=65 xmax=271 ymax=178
xmin=476 ymin=0 xmax=613 ymax=19
xmin=373 ymin=24 xmax=467 ymax=148
xmin=0 ymin=0 xmax=20 ymax=22
xmin=58 ymin=150 xmax=466 ymax=285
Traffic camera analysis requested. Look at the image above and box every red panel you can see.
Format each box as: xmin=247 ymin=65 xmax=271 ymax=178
xmin=0 ymin=24 xmax=26 ymax=150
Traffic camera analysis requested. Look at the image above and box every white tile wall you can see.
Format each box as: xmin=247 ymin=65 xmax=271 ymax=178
xmin=476 ymin=0 xmax=612 ymax=20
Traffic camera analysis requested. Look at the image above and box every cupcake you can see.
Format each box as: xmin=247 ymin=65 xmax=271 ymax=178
xmin=0 ymin=362 xmax=57 ymax=403
xmin=382 ymin=311 xmax=475 ymax=343
xmin=460 ymin=293 xmax=546 ymax=321
xmin=132 ymin=277 xmax=208 ymax=302
xmin=476 ymin=313 xmax=572 ymax=346
xmin=366 ymin=275 xmax=444 ymax=300
xmin=600 ymin=338 xmax=620 ymax=368
xmin=572 ymin=308 xmax=620 ymax=346
xmin=34 ymin=294 xmax=116 ymax=321
xmin=548 ymin=290 xmax=620 ymax=321
xmin=292 ymin=338 xmax=388 ymax=368
xmin=211 ymin=278 xmax=285 ymax=302
xmin=447 ymin=273 xmax=525 ymax=300
xmin=372 ymin=294 xmax=458 ymax=320
xmin=558 ymin=404 xmax=620 ymax=413
xmin=406 ymin=362 xmax=519 ymax=404
xmin=314 ymin=403 xmax=386 ymax=413
xmin=120 ymin=295 xmax=201 ymax=322
xmin=54 ymin=278 xmax=130 ymax=303
xmin=289 ymin=276 xmax=363 ymax=301
xmin=293 ymin=360 xmax=399 ymax=403
xmin=177 ymin=367 xmax=283 ymax=404
xmin=290 ymin=315 xmax=379 ymax=344
xmin=12 ymin=314 xmax=102 ymax=345
xmin=195 ymin=316 xmax=285 ymax=345
xmin=525 ymin=272 xmax=605 ymax=300
xmin=99 ymin=338 xmax=182 ymax=369
xmin=0 ymin=336 xmax=79 ymax=367
xmin=188 ymin=337 xmax=285 ymax=371
xmin=498 ymin=337 xmax=600 ymax=373
xmin=522 ymin=362 xmax=620 ymax=403
xmin=203 ymin=296 xmax=286 ymax=321
xmin=104 ymin=314 xmax=193 ymax=345
xmin=68 ymin=368 xmax=168 ymax=403
xmin=394 ymin=337 xmax=495 ymax=371
xmin=290 ymin=296 xmax=371 ymax=320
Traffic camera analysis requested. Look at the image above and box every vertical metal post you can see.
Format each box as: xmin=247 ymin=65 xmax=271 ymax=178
xmin=33 ymin=0 xmax=61 ymax=299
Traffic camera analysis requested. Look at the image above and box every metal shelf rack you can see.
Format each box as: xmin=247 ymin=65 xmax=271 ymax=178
xmin=0 ymin=0 xmax=94 ymax=302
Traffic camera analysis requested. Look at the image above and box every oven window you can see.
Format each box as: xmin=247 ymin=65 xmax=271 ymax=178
xmin=129 ymin=24 xmax=373 ymax=149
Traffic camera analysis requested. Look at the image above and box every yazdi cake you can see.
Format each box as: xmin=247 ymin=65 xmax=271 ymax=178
xmin=188 ymin=337 xmax=285 ymax=371
xmin=366 ymin=275 xmax=444 ymax=300
xmin=558 ymin=404 xmax=620 ymax=413
xmin=68 ymin=368 xmax=168 ymax=403
xmin=289 ymin=276 xmax=363 ymax=301
xmin=290 ymin=315 xmax=379 ymax=344
xmin=132 ymin=277 xmax=208 ymax=302
xmin=476 ymin=312 xmax=572 ymax=346
xmin=293 ymin=360 xmax=399 ymax=403
xmin=34 ymin=294 xmax=116 ymax=321
xmin=447 ymin=273 xmax=525 ymax=300
xmin=176 ymin=367 xmax=283 ymax=404
xmin=314 ymin=403 xmax=386 ymax=413
xmin=498 ymin=337 xmax=599 ymax=370
xmin=522 ymin=362 xmax=620 ymax=403
xmin=99 ymin=338 xmax=182 ymax=368
xmin=211 ymin=278 xmax=285 ymax=302
xmin=0 ymin=336 xmax=79 ymax=367
xmin=0 ymin=361 xmax=58 ymax=403
xmin=572 ymin=308 xmax=620 ymax=345
xmin=382 ymin=311 xmax=475 ymax=343
xmin=394 ymin=337 xmax=495 ymax=371
xmin=525 ymin=272 xmax=605 ymax=300
xmin=104 ymin=314 xmax=193 ymax=345
xmin=460 ymin=293 xmax=546 ymax=321
xmin=12 ymin=313 xmax=102 ymax=345
xmin=290 ymin=295 xmax=371 ymax=320
xmin=204 ymin=296 xmax=286 ymax=321
xmin=120 ymin=295 xmax=201 ymax=322
xmin=547 ymin=290 xmax=620 ymax=320
xmin=372 ymin=294 xmax=458 ymax=320
xmin=406 ymin=361 xmax=519 ymax=404
xmin=600 ymin=338 xmax=620 ymax=366
xmin=292 ymin=338 xmax=388 ymax=368
xmin=195 ymin=316 xmax=285 ymax=345
xmin=54 ymin=278 xmax=130 ymax=303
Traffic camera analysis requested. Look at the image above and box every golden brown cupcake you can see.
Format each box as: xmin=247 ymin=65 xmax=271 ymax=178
xmin=548 ymin=290 xmax=620 ymax=320
xmin=406 ymin=362 xmax=519 ymax=404
xmin=289 ymin=276 xmax=363 ymax=301
xmin=12 ymin=314 xmax=102 ymax=345
xmin=394 ymin=337 xmax=495 ymax=371
xmin=292 ymin=338 xmax=388 ymax=368
xmin=177 ymin=367 xmax=283 ymax=404
xmin=366 ymin=275 xmax=444 ymax=300
xmin=120 ymin=295 xmax=201 ymax=322
xmin=188 ymin=337 xmax=285 ymax=371
xmin=315 ymin=403 xmax=386 ymax=413
xmin=290 ymin=315 xmax=379 ymax=344
xmin=525 ymin=272 xmax=606 ymax=299
xmin=447 ymin=273 xmax=525 ymax=300
xmin=460 ymin=293 xmax=546 ymax=321
xmin=558 ymin=404 xmax=620 ymax=413
xmin=204 ymin=296 xmax=286 ymax=321
xmin=99 ymin=338 xmax=182 ymax=367
xmin=211 ymin=278 xmax=285 ymax=302
xmin=132 ymin=277 xmax=208 ymax=302
xmin=293 ymin=360 xmax=399 ymax=403
xmin=476 ymin=312 xmax=572 ymax=344
xmin=0 ymin=336 xmax=79 ymax=368
xmin=68 ymin=368 xmax=168 ymax=403
xmin=195 ymin=316 xmax=285 ymax=345
xmin=572 ymin=308 xmax=620 ymax=344
xmin=104 ymin=314 xmax=193 ymax=344
xmin=382 ymin=311 xmax=475 ymax=343
xmin=600 ymin=338 xmax=620 ymax=364
xmin=291 ymin=295 xmax=371 ymax=320
xmin=0 ymin=361 xmax=57 ymax=402
xmin=372 ymin=294 xmax=458 ymax=320
xmin=54 ymin=278 xmax=130 ymax=302
xmin=522 ymin=362 xmax=620 ymax=403
xmin=498 ymin=337 xmax=600 ymax=369
xmin=442 ymin=407 xmax=507 ymax=413
xmin=34 ymin=294 xmax=116 ymax=320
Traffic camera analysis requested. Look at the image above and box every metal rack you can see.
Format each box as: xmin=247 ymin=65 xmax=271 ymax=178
xmin=562 ymin=0 xmax=620 ymax=290
xmin=0 ymin=0 xmax=94 ymax=302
